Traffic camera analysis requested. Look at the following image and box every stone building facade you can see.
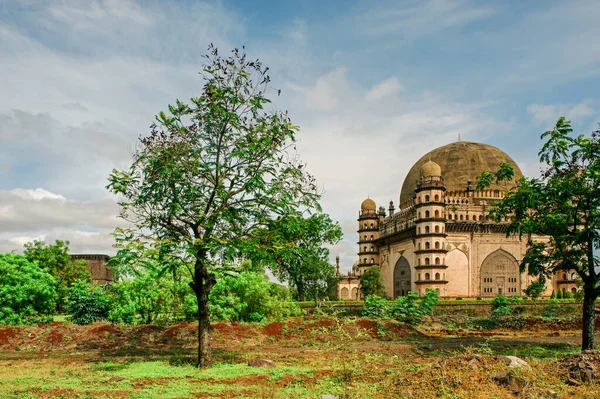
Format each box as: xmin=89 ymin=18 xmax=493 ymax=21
xmin=337 ymin=140 xmax=578 ymax=299
xmin=70 ymin=254 xmax=112 ymax=285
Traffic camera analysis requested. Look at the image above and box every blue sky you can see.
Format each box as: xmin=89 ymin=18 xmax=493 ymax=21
xmin=1 ymin=0 xmax=599 ymax=271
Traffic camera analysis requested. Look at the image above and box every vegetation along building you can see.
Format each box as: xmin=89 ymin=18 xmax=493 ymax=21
xmin=70 ymin=254 xmax=113 ymax=285
xmin=337 ymin=140 xmax=578 ymax=300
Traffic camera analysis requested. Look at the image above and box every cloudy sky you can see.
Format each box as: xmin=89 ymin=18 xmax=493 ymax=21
xmin=1 ymin=0 xmax=599 ymax=272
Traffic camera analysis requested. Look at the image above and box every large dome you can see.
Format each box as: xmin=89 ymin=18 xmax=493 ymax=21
xmin=399 ymin=141 xmax=523 ymax=205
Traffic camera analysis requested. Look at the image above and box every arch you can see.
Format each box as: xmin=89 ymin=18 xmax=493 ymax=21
xmin=363 ymin=235 xmax=367 ymax=240
xmin=363 ymin=257 xmax=367 ymax=263
xmin=417 ymin=242 xmax=421 ymax=250
xmin=459 ymin=214 xmax=464 ymax=221
xmin=425 ymin=226 xmax=430 ymax=233
xmin=434 ymin=241 xmax=440 ymax=249
xmin=370 ymin=258 xmax=374 ymax=264
xmin=425 ymin=210 xmax=430 ymax=218
xmin=434 ymin=194 xmax=439 ymax=201
xmin=370 ymin=235 xmax=374 ymax=240
xmin=425 ymin=257 xmax=430 ymax=265
xmin=341 ymin=287 xmax=349 ymax=300
xmin=435 ymin=272 xmax=440 ymax=280
xmin=435 ymin=257 xmax=440 ymax=265
xmin=425 ymin=195 xmax=430 ymax=202
xmin=370 ymin=223 xmax=374 ymax=228
xmin=473 ymin=215 xmax=477 ymax=221
xmin=480 ymin=249 xmax=520 ymax=297
xmin=363 ymin=246 xmax=367 ymax=252
xmin=425 ymin=241 xmax=430 ymax=249
xmin=351 ymin=287 xmax=358 ymax=300
xmin=571 ymin=272 xmax=577 ymax=280
xmin=572 ymin=287 xmax=577 ymax=294
xmin=425 ymin=273 xmax=431 ymax=280
xmin=434 ymin=225 xmax=440 ymax=233
xmin=393 ymin=257 xmax=412 ymax=298
xmin=434 ymin=210 xmax=439 ymax=217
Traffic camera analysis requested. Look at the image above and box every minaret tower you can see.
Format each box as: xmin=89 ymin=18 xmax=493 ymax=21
xmin=414 ymin=161 xmax=449 ymax=296
xmin=357 ymin=198 xmax=381 ymax=276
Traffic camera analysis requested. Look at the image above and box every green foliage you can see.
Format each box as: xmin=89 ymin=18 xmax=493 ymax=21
xmin=187 ymin=272 xmax=302 ymax=322
xmin=563 ymin=290 xmax=573 ymax=299
xmin=359 ymin=266 xmax=387 ymax=298
xmin=390 ymin=289 xmax=439 ymax=325
xmin=524 ymin=277 xmax=547 ymax=299
xmin=106 ymin=46 xmax=323 ymax=365
xmin=491 ymin=293 xmax=508 ymax=310
xmin=491 ymin=305 xmax=513 ymax=318
xmin=251 ymin=212 xmax=342 ymax=303
xmin=361 ymin=295 xmax=390 ymax=318
xmin=0 ymin=254 xmax=57 ymax=325
xmin=477 ymin=117 xmax=600 ymax=350
xmin=550 ymin=290 xmax=556 ymax=299
xmin=66 ymin=281 xmax=111 ymax=325
xmin=556 ymin=289 xmax=563 ymax=299
xmin=24 ymin=240 xmax=90 ymax=311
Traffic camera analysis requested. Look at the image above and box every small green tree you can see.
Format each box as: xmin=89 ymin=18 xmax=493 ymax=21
xmin=24 ymin=240 xmax=90 ymax=311
xmin=107 ymin=47 xmax=321 ymax=366
xmin=0 ymin=254 xmax=57 ymax=324
xmin=361 ymin=295 xmax=390 ymax=318
xmin=524 ymin=277 xmax=547 ymax=299
xmin=477 ymin=117 xmax=600 ymax=350
xmin=390 ymin=289 xmax=439 ymax=325
xmin=66 ymin=281 xmax=111 ymax=325
xmin=360 ymin=266 xmax=387 ymax=298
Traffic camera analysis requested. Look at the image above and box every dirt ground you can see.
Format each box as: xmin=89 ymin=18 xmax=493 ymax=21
xmin=1 ymin=316 xmax=599 ymax=398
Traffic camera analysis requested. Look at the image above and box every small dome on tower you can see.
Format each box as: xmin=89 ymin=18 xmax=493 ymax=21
xmin=361 ymin=198 xmax=376 ymax=211
xmin=420 ymin=160 xmax=442 ymax=178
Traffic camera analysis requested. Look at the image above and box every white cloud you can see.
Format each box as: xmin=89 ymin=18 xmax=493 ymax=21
xmin=527 ymin=100 xmax=596 ymax=126
xmin=366 ymin=77 xmax=403 ymax=102
xmin=11 ymin=189 xmax=66 ymax=201
xmin=304 ymin=68 xmax=349 ymax=111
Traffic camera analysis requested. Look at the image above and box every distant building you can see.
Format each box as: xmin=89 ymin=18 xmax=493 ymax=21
xmin=337 ymin=140 xmax=578 ymax=299
xmin=70 ymin=254 xmax=112 ymax=285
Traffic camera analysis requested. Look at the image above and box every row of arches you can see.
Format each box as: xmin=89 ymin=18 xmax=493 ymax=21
xmin=417 ymin=225 xmax=444 ymax=234
xmin=391 ymin=249 xmax=522 ymax=298
xmin=417 ymin=241 xmax=442 ymax=250
xmin=417 ymin=194 xmax=442 ymax=203
xmin=417 ymin=257 xmax=443 ymax=265
xmin=361 ymin=234 xmax=375 ymax=241
xmin=361 ymin=222 xmax=376 ymax=229
xmin=340 ymin=287 xmax=359 ymax=300
xmin=418 ymin=209 xmax=442 ymax=218
xmin=361 ymin=245 xmax=376 ymax=252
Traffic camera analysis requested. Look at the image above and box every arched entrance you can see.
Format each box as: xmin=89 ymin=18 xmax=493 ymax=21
xmin=393 ymin=257 xmax=411 ymax=298
xmin=480 ymin=250 xmax=520 ymax=297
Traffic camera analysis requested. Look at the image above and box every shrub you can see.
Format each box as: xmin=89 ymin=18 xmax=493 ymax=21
xmin=550 ymin=290 xmax=556 ymax=299
xmin=476 ymin=297 xmax=483 ymax=301
xmin=455 ymin=297 xmax=463 ymax=301
xmin=361 ymin=295 xmax=390 ymax=318
xmin=491 ymin=293 xmax=509 ymax=310
xmin=0 ymin=254 xmax=57 ymax=325
xmin=66 ymin=281 xmax=111 ymax=325
xmin=563 ymin=290 xmax=573 ymax=299
xmin=187 ymin=272 xmax=302 ymax=322
xmin=491 ymin=306 xmax=513 ymax=318
xmin=390 ymin=289 xmax=439 ymax=325
xmin=556 ymin=289 xmax=563 ymax=299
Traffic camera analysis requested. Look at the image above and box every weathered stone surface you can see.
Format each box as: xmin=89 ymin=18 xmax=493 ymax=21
xmin=556 ymin=350 xmax=600 ymax=384
xmin=320 ymin=395 xmax=339 ymax=399
xmin=108 ymin=376 xmax=125 ymax=382
xmin=492 ymin=371 xmax=528 ymax=393
xmin=502 ymin=355 xmax=531 ymax=369
xmin=248 ymin=358 xmax=275 ymax=368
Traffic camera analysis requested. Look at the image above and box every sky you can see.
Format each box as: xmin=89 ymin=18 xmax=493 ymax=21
xmin=1 ymin=0 xmax=599 ymax=273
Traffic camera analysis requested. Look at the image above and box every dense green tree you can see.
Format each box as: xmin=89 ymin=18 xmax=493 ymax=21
xmin=250 ymin=212 xmax=342 ymax=303
xmin=0 ymin=254 xmax=57 ymax=324
xmin=360 ymin=266 xmax=387 ymax=298
xmin=24 ymin=240 xmax=90 ymax=311
xmin=191 ymin=271 xmax=301 ymax=322
xmin=477 ymin=117 xmax=600 ymax=350
xmin=107 ymin=46 xmax=320 ymax=367
xmin=66 ymin=281 xmax=111 ymax=325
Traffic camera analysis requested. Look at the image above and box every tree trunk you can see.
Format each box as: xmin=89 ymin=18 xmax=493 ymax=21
xmin=196 ymin=288 xmax=211 ymax=367
xmin=192 ymin=254 xmax=216 ymax=368
xmin=581 ymin=286 xmax=597 ymax=351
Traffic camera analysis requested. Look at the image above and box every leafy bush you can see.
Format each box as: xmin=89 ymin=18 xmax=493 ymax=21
xmin=66 ymin=281 xmax=111 ymax=325
xmin=455 ymin=297 xmax=463 ymax=301
xmin=390 ymin=289 xmax=439 ymax=325
xmin=107 ymin=273 xmax=189 ymax=325
xmin=491 ymin=305 xmax=513 ymax=318
xmin=556 ymin=289 xmax=563 ymax=299
xmin=491 ymin=293 xmax=509 ymax=310
xmin=186 ymin=272 xmax=302 ymax=322
xmin=0 ymin=254 xmax=57 ymax=325
xmin=361 ymin=295 xmax=390 ymax=318
xmin=550 ymin=290 xmax=556 ymax=299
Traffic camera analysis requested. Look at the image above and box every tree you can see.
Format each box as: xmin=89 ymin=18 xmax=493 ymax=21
xmin=360 ymin=266 xmax=387 ymax=298
xmin=107 ymin=46 xmax=320 ymax=367
xmin=66 ymin=281 xmax=111 ymax=325
xmin=250 ymin=212 xmax=342 ymax=303
xmin=477 ymin=117 xmax=600 ymax=350
xmin=23 ymin=240 xmax=90 ymax=311
xmin=0 ymin=254 xmax=57 ymax=325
